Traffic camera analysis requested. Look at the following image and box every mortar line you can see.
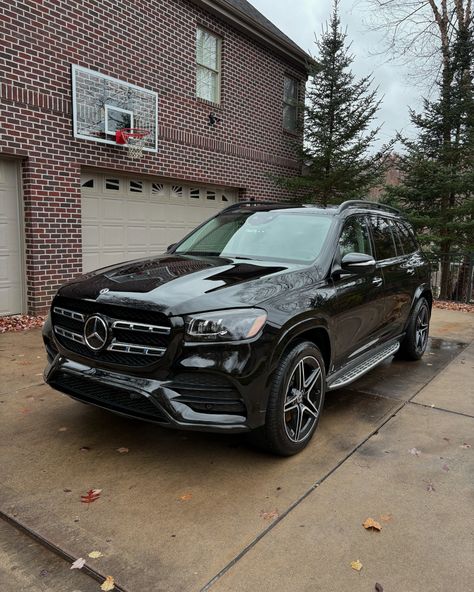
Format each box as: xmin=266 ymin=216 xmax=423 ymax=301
xmin=0 ymin=512 xmax=129 ymax=592
xmin=201 ymin=344 xmax=470 ymax=591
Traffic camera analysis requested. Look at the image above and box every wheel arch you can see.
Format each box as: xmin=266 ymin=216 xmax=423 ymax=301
xmin=270 ymin=323 xmax=332 ymax=375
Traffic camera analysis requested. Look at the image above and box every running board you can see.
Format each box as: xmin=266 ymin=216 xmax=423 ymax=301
xmin=328 ymin=342 xmax=400 ymax=390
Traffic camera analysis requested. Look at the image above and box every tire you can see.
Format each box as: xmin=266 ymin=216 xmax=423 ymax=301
xmin=257 ymin=341 xmax=326 ymax=456
xmin=397 ymin=297 xmax=430 ymax=361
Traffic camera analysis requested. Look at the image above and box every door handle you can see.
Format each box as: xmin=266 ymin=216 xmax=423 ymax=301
xmin=372 ymin=276 xmax=383 ymax=287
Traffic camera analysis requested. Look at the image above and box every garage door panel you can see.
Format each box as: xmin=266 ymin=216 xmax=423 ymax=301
xmin=82 ymin=174 xmax=237 ymax=272
xmin=101 ymin=225 xmax=126 ymax=248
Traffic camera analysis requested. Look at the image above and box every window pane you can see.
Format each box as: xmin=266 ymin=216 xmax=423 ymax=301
xmin=284 ymin=77 xmax=297 ymax=102
xmin=339 ymin=217 xmax=372 ymax=257
xmin=370 ymin=216 xmax=397 ymax=260
xmin=283 ymin=104 xmax=297 ymax=131
xmin=196 ymin=29 xmax=218 ymax=69
xmin=197 ymin=66 xmax=218 ymax=102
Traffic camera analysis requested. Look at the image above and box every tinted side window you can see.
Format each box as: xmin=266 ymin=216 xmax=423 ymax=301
xmin=339 ymin=216 xmax=373 ymax=258
xmin=370 ymin=216 xmax=397 ymax=260
xmin=396 ymin=221 xmax=417 ymax=254
xmin=389 ymin=220 xmax=404 ymax=255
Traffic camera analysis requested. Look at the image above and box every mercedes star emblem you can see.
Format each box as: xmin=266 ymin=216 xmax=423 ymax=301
xmin=84 ymin=315 xmax=108 ymax=351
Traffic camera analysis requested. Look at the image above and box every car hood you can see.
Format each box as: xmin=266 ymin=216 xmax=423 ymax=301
xmin=56 ymin=254 xmax=324 ymax=316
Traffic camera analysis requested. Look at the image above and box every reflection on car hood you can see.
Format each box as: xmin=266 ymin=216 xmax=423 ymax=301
xmin=57 ymin=254 xmax=324 ymax=315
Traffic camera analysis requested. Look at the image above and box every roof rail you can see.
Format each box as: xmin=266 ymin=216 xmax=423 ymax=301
xmin=220 ymin=200 xmax=298 ymax=213
xmin=337 ymin=200 xmax=401 ymax=215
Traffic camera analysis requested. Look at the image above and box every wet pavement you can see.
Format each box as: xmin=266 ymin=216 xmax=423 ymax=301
xmin=0 ymin=308 xmax=472 ymax=591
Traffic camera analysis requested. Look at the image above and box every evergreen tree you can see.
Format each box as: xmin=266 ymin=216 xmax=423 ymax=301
xmin=277 ymin=1 xmax=390 ymax=205
xmin=384 ymin=20 xmax=474 ymax=298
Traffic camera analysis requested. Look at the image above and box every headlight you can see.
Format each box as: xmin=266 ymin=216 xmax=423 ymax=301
xmin=185 ymin=309 xmax=267 ymax=342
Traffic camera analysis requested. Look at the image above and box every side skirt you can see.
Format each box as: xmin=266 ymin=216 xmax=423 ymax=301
xmin=327 ymin=338 xmax=401 ymax=391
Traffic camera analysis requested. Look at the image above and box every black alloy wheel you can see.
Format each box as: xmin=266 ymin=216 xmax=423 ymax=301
xmin=258 ymin=341 xmax=326 ymax=456
xmin=397 ymin=297 xmax=430 ymax=361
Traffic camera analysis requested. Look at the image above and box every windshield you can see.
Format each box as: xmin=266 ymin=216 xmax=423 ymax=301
xmin=174 ymin=210 xmax=334 ymax=263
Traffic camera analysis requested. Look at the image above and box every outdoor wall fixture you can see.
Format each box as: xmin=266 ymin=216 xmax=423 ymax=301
xmin=208 ymin=112 xmax=221 ymax=126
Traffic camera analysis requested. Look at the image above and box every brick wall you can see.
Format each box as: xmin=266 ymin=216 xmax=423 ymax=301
xmin=0 ymin=0 xmax=307 ymax=314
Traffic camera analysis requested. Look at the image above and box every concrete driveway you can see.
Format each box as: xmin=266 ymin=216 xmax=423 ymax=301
xmin=0 ymin=309 xmax=473 ymax=591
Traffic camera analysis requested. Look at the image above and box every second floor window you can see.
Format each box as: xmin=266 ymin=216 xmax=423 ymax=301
xmin=283 ymin=76 xmax=298 ymax=131
xmin=196 ymin=27 xmax=221 ymax=104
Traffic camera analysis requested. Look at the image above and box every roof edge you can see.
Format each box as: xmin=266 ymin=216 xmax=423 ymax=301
xmin=188 ymin=0 xmax=313 ymax=71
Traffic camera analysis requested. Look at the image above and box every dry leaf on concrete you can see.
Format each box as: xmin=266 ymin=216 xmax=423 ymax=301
xmin=375 ymin=584 xmax=384 ymax=592
xmin=460 ymin=443 xmax=471 ymax=449
xmin=70 ymin=557 xmax=85 ymax=570
xmin=100 ymin=575 xmax=115 ymax=591
xmin=409 ymin=447 xmax=421 ymax=456
xmin=88 ymin=551 xmax=103 ymax=559
xmin=116 ymin=447 xmax=129 ymax=454
xmin=351 ymin=559 xmax=363 ymax=572
xmin=178 ymin=493 xmax=192 ymax=502
xmin=362 ymin=518 xmax=382 ymax=531
xmin=260 ymin=509 xmax=279 ymax=520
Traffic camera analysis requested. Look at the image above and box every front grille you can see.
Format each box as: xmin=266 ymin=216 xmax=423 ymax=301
xmin=51 ymin=296 xmax=171 ymax=368
xmin=51 ymin=372 xmax=168 ymax=422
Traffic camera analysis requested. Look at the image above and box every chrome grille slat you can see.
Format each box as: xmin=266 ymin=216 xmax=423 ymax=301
xmin=111 ymin=320 xmax=171 ymax=335
xmin=54 ymin=325 xmax=85 ymax=344
xmin=51 ymin=298 xmax=171 ymax=366
xmin=107 ymin=341 xmax=166 ymax=357
xmin=53 ymin=307 xmax=85 ymax=322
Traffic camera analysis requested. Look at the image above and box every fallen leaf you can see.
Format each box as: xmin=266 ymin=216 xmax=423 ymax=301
xmin=88 ymin=550 xmax=103 ymax=559
xmin=443 ymin=437 xmax=450 ymax=442
xmin=63 ymin=488 xmax=72 ymax=493
xmin=80 ymin=446 xmax=90 ymax=452
xmin=39 ymin=569 xmax=49 ymax=577
xmin=460 ymin=443 xmax=471 ymax=449
xmin=58 ymin=427 xmax=68 ymax=432
xmin=442 ymin=463 xmax=450 ymax=472
xmin=409 ymin=447 xmax=421 ymax=456
xmin=425 ymin=480 xmax=436 ymax=492
xmin=70 ymin=557 xmax=85 ymax=570
xmin=351 ymin=559 xmax=363 ymax=572
xmin=100 ymin=575 xmax=115 ymax=591
xmin=80 ymin=489 xmax=102 ymax=504
xmin=380 ymin=513 xmax=393 ymax=523
xmin=20 ymin=407 xmax=31 ymax=415
xmin=375 ymin=584 xmax=384 ymax=592
xmin=116 ymin=447 xmax=129 ymax=454
xmin=260 ymin=509 xmax=279 ymax=520
xmin=178 ymin=493 xmax=192 ymax=502
xmin=362 ymin=517 xmax=382 ymax=531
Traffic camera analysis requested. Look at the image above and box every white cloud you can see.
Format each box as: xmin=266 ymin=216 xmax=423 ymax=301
xmin=250 ymin=0 xmax=424 ymax=147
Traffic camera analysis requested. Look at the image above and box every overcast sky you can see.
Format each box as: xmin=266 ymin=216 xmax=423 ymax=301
xmin=251 ymin=0 xmax=424 ymax=147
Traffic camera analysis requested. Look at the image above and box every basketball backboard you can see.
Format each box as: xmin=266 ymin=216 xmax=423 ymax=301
xmin=71 ymin=65 xmax=158 ymax=152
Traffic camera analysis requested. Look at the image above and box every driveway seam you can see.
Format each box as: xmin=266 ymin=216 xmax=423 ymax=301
xmin=200 ymin=343 xmax=470 ymax=591
xmin=0 ymin=513 xmax=130 ymax=592
xmin=409 ymin=400 xmax=474 ymax=419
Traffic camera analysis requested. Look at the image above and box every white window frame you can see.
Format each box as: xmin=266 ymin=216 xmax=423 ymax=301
xmin=71 ymin=64 xmax=158 ymax=153
xmin=196 ymin=27 xmax=222 ymax=105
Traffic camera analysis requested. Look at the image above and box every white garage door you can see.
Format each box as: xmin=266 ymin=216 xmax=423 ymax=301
xmin=81 ymin=172 xmax=238 ymax=272
xmin=0 ymin=159 xmax=23 ymax=316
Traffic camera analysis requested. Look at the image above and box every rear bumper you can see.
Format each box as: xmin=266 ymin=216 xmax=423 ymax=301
xmin=44 ymin=354 xmax=259 ymax=433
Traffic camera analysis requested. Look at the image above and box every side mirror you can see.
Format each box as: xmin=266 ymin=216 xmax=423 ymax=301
xmin=166 ymin=243 xmax=177 ymax=253
xmin=341 ymin=252 xmax=376 ymax=274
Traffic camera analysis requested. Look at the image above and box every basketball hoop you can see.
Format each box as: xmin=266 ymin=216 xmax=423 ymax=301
xmin=115 ymin=128 xmax=152 ymax=159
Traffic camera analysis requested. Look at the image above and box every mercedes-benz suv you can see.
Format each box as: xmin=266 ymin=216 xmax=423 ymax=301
xmin=43 ymin=200 xmax=432 ymax=455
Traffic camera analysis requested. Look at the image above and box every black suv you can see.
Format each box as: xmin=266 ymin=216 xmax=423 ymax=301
xmin=43 ymin=201 xmax=431 ymax=455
